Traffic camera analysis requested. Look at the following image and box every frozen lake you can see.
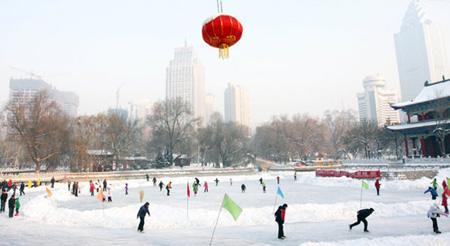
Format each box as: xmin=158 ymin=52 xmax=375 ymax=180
xmin=1 ymin=168 xmax=450 ymax=245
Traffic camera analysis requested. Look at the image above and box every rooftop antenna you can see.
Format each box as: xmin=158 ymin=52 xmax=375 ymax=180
xmin=216 ymin=0 xmax=223 ymax=13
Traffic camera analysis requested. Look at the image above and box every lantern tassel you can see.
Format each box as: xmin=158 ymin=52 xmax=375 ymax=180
xmin=219 ymin=44 xmax=229 ymax=59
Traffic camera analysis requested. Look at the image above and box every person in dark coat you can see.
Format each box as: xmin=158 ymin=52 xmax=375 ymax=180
xmin=1 ymin=190 xmax=8 ymax=213
xmin=349 ymin=208 xmax=374 ymax=232
xmin=103 ymin=179 xmax=107 ymax=191
xmin=159 ymin=181 xmax=164 ymax=191
xmin=73 ymin=182 xmax=79 ymax=197
xmin=8 ymin=195 xmax=16 ymax=218
xmin=137 ymin=202 xmax=150 ymax=232
xmin=51 ymin=177 xmax=56 ymax=188
xmin=259 ymin=178 xmax=263 ymax=184
xmin=424 ymin=187 xmax=438 ymax=200
xmin=274 ymin=204 xmax=288 ymax=239
xmin=215 ymin=178 xmax=219 ymax=186
xmin=241 ymin=184 xmax=246 ymax=193
xmin=19 ymin=182 xmax=25 ymax=196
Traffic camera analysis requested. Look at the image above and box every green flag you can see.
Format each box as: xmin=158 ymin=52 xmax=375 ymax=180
xmin=18 ymin=174 xmax=22 ymax=178
xmin=447 ymin=177 xmax=450 ymax=186
xmin=362 ymin=181 xmax=369 ymax=189
xmin=222 ymin=194 xmax=242 ymax=221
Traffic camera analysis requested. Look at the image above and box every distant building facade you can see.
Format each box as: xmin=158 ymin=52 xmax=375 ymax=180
xmin=166 ymin=45 xmax=205 ymax=124
xmin=9 ymin=78 xmax=79 ymax=117
xmin=394 ymin=0 xmax=448 ymax=102
xmin=357 ymin=74 xmax=400 ymax=126
xmin=204 ymin=93 xmax=216 ymax=125
xmin=224 ymin=82 xmax=249 ymax=128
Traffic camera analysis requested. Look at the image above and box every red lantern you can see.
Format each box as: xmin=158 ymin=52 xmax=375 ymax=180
xmin=202 ymin=14 xmax=243 ymax=59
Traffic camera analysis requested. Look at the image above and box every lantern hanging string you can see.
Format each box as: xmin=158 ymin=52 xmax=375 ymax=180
xmin=216 ymin=0 xmax=223 ymax=13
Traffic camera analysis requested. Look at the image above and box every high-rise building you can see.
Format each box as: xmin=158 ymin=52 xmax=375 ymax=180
xmin=394 ymin=0 xmax=449 ymax=102
xmin=357 ymin=74 xmax=400 ymax=126
xmin=224 ymin=82 xmax=249 ymax=128
xmin=166 ymin=45 xmax=205 ymax=124
xmin=204 ymin=93 xmax=216 ymax=125
xmin=9 ymin=78 xmax=79 ymax=117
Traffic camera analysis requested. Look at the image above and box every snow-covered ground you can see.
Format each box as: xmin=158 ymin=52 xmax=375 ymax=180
xmin=1 ymin=169 xmax=450 ymax=246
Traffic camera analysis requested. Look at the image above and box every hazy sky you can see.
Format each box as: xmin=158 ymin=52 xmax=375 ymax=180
xmin=1 ymin=0 xmax=449 ymax=127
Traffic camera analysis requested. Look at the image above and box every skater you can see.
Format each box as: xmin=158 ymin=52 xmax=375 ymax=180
xmin=67 ymin=180 xmax=71 ymax=192
xmin=431 ymin=178 xmax=438 ymax=191
xmin=146 ymin=174 xmax=149 ymax=182
xmin=195 ymin=177 xmax=200 ymax=186
xmin=241 ymin=184 xmax=246 ymax=193
xmin=294 ymin=172 xmax=297 ymax=181
xmin=90 ymin=181 xmax=95 ymax=196
xmin=96 ymin=180 xmax=100 ymax=192
xmin=428 ymin=203 xmax=448 ymax=234
xmin=375 ymin=178 xmax=381 ymax=196
xmin=73 ymin=182 xmax=79 ymax=197
xmin=152 ymin=177 xmax=157 ymax=186
xmin=137 ymin=202 xmax=151 ymax=233
xmin=107 ymin=187 xmax=112 ymax=202
xmin=425 ymin=186 xmax=438 ymax=200
xmin=15 ymin=197 xmax=20 ymax=216
xmin=1 ymin=190 xmax=7 ymax=213
xmin=277 ymin=176 xmax=280 ymax=184
xmin=19 ymin=182 xmax=25 ymax=196
xmin=51 ymin=177 xmax=55 ymax=188
xmin=230 ymin=178 xmax=233 ymax=186
xmin=262 ymin=181 xmax=266 ymax=193
xmin=193 ymin=182 xmax=198 ymax=196
xmin=215 ymin=178 xmax=219 ymax=186
xmin=349 ymin=208 xmax=374 ymax=232
xmin=8 ymin=195 xmax=16 ymax=218
xmin=166 ymin=182 xmax=172 ymax=196
xmin=103 ymin=179 xmax=107 ymax=191
xmin=204 ymin=181 xmax=208 ymax=192
xmin=159 ymin=181 xmax=164 ymax=191
xmin=125 ymin=183 xmax=129 ymax=195
xmin=442 ymin=192 xmax=449 ymax=214
xmin=274 ymin=204 xmax=288 ymax=239
xmin=259 ymin=177 xmax=263 ymax=185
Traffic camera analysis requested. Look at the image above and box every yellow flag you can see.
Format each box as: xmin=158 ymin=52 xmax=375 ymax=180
xmin=139 ymin=190 xmax=144 ymax=203
xmin=46 ymin=187 xmax=52 ymax=197
xmin=37 ymin=178 xmax=41 ymax=186
xmin=97 ymin=188 xmax=104 ymax=201
xmin=28 ymin=180 xmax=32 ymax=188
xmin=120 ymin=177 xmax=122 ymax=181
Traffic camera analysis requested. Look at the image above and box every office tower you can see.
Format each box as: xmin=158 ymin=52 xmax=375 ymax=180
xmin=224 ymin=82 xmax=249 ymax=128
xmin=9 ymin=78 xmax=79 ymax=117
xmin=166 ymin=45 xmax=205 ymax=123
xmin=357 ymin=74 xmax=400 ymax=126
xmin=394 ymin=0 xmax=448 ymax=102
xmin=204 ymin=93 xmax=217 ymax=125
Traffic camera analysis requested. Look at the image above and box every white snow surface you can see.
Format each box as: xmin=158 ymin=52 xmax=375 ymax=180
xmin=1 ymin=169 xmax=450 ymax=245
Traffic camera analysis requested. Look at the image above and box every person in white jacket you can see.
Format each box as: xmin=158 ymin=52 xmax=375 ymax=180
xmin=427 ymin=203 xmax=448 ymax=233
xmin=107 ymin=187 xmax=112 ymax=202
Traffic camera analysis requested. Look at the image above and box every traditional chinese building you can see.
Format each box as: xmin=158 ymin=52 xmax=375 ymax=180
xmin=387 ymin=77 xmax=450 ymax=158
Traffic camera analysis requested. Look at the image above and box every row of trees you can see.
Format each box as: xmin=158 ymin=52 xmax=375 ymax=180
xmin=0 ymin=91 xmax=407 ymax=173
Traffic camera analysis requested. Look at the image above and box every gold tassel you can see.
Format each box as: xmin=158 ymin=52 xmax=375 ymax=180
xmin=219 ymin=43 xmax=229 ymax=59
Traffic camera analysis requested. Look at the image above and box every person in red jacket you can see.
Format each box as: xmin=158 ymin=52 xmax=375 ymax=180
xmin=442 ymin=192 xmax=449 ymax=214
xmin=375 ymin=179 xmax=381 ymax=196
xmin=89 ymin=181 xmax=95 ymax=196
xmin=274 ymin=204 xmax=288 ymax=239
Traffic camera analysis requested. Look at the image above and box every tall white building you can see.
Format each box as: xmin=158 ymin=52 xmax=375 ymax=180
xmin=224 ymin=82 xmax=249 ymax=128
xmin=9 ymin=78 xmax=79 ymax=117
xmin=394 ymin=0 xmax=448 ymax=102
xmin=166 ymin=45 xmax=205 ymax=123
xmin=204 ymin=93 xmax=216 ymax=125
xmin=357 ymin=75 xmax=400 ymax=126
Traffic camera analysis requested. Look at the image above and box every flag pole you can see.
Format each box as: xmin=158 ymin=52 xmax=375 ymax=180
xmin=360 ymin=183 xmax=363 ymax=208
xmin=209 ymin=194 xmax=225 ymax=246
xmin=273 ymin=187 xmax=279 ymax=213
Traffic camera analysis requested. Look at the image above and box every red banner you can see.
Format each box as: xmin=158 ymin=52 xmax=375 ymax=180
xmin=315 ymin=170 xmax=380 ymax=179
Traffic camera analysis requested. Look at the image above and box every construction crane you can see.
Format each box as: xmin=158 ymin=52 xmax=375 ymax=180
xmin=116 ymin=83 xmax=124 ymax=109
xmin=9 ymin=66 xmax=42 ymax=80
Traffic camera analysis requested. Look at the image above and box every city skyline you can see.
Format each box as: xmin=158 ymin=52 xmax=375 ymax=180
xmin=1 ymin=0 xmax=450 ymax=128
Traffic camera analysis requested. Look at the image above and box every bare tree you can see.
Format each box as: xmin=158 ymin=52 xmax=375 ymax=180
xmin=148 ymin=98 xmax=199 ymax=166
xmin=324 ymin=110 xmax=357 ymax=159
xmin=4 ymin=90 xmax=69 ymax=173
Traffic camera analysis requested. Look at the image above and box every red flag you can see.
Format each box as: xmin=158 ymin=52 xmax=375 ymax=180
xmin=187 ymin=182 xmax=190 ymax=197
xmin=444 ymin=187 xmax=450 ymax=197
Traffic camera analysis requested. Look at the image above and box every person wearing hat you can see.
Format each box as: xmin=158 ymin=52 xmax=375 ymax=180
xmin=137 ymin=202 xmax=151 ymax=233
xmin=349 ymin=208 xmax=374 ymax=232
xmin=428 ymin=203 xmax=448 ymax=234
xmin=274 ymin=204 xmax=288 ymax=239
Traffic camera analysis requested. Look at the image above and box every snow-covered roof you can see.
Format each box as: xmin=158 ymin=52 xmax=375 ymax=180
xmin=387 ymin=119 xmax=450 ymax=131
xmin=391 ymin=79 xmax=450 ymax=109
xmin=86 ymin=150 xmax=113 ymax=156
